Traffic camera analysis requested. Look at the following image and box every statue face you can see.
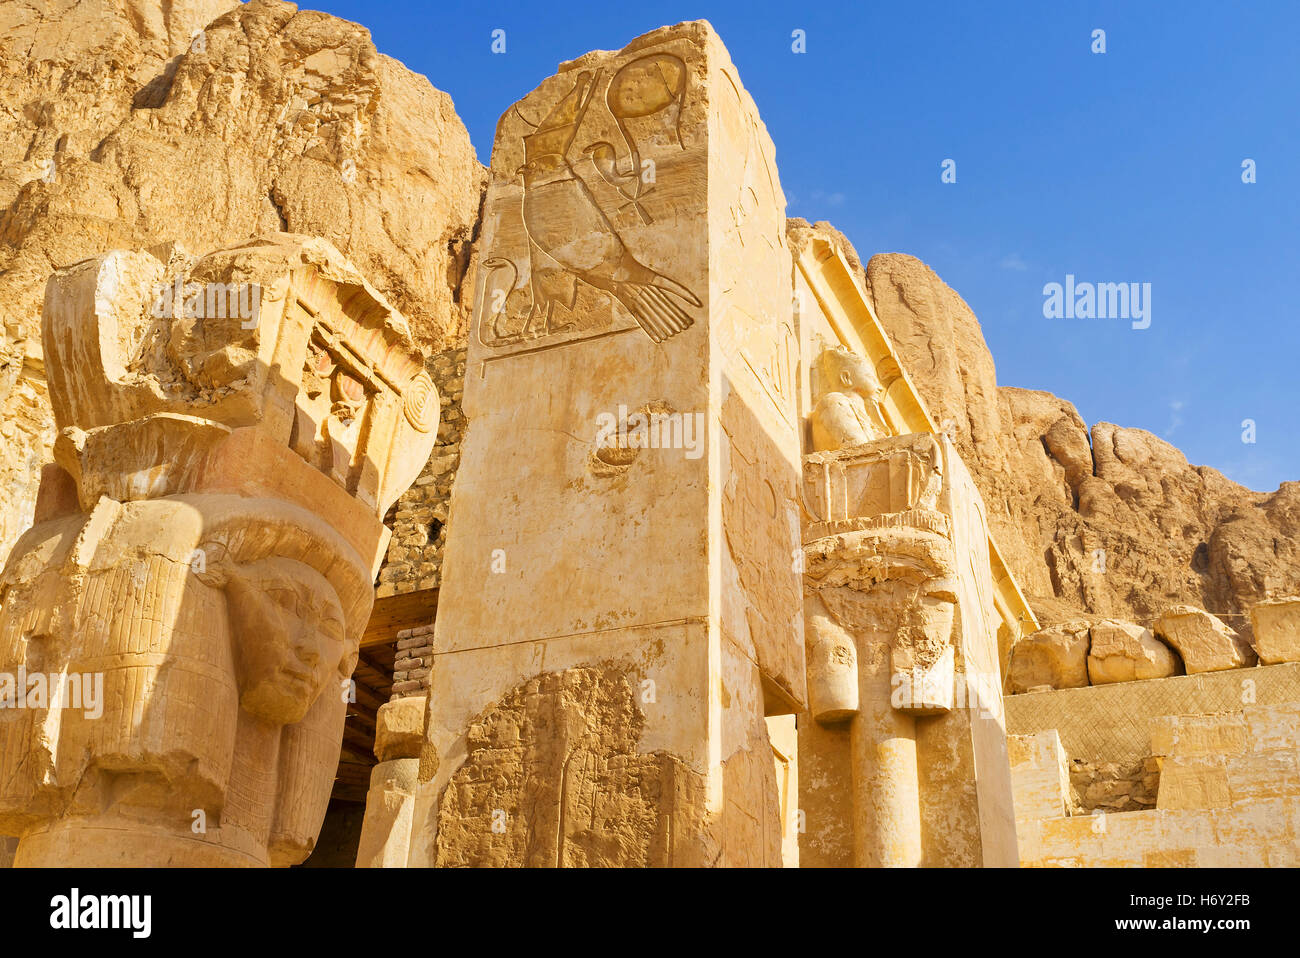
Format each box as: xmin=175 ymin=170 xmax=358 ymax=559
xmin=838 ymin=351 xmax=883 ymax=403
xmin=224 ymin=558 xmax=349 ymax=724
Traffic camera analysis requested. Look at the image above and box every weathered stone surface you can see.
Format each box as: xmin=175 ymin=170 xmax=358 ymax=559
xmin=0 ymin=0 xmax=484 ymax=563
xmin=801 ymin=445 xmax=960 ymax=865
xmin=1069 ymin=758 xmax=1160 ymax=813
xmin=795 ymin=232 xmax=1300 ymax=637
xmin=1010 ymin=684 xmax=1300 ymax=868
xmin=413 ymin=21 xmax=798 ymax=869
xmin=355 ymin=758 xmax=419 ymax=868
xmin=1007 ymin=620 xmax=1093 ymax=693
xmin=1250 ymin=596 xmax=1300 ymax=664
xmin=1154 ymin=605 xmax=1255 ymax=673
xmin=790 ymin=228 xmax=1027 ymax=868
xmin=0 ymin=235 xmax=439 ymax=866
xmin=433 ymin=667 xmax=708 ymax=867
xmin=374 ymin=695 xmax=427 ymax=762
xmin=377 ymin=347 xmax=465 ymax=598
xmin=809 ymin=344 xmax=889 ymax=450
xmin=1087 ymin=619 xmax=1180 ymax=685
xmin=1007 ymin=730 xmax=1070 ymax=820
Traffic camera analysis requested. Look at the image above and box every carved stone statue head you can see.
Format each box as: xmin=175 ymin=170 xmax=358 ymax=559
xmin=817 ymin=344 xmax=884 ymax=404
xmin=216 ymin=558 xmax=350 ymax=725
xmin=0 ymin=235 xmax=439 ymax=866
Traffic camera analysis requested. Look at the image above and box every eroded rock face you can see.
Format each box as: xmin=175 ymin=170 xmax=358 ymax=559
xmin=0 ymin=0 xmax=485 ymax=562
xmin=1069 ymin=758 xmax=1161 ymax=814
xmin=1006 ymin=619 xmax=1092 ymax=693
xmin=433 ymin=667 xmax=707 ymax=868
xmin=1154 ymin=605 xmax=1255 ymax=674
xmin=795 ymin=230 xmax=1300 ymax=636
xmin=1086 ymin=619 xmax=1180 ymax=685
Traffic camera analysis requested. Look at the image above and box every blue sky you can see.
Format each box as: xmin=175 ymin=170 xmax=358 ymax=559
xmin=311 ymin=0 xmax=1299 ymax=492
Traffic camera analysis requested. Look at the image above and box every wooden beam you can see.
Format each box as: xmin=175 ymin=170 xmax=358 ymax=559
xmin=334 ymin=763 xmax=373 ymax=782
xmin=348 ymin=681 xmax=387 ymax=715
xmin=342 ymin=725 xmax=374 ymax=754
xmin=356 ymin=648 xmax=390 ymax=677
xmin=345 ymin=707 xmax=377 ymax=735
xmin=347 ymin=693 xmax=378 ymax=718
xmin=338 ymin=743 xmax=374 ymax=766
xmin=360 ymin=588 xmax=439 ymax=647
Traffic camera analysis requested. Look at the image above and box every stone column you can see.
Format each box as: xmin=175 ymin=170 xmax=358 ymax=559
xmin=409 ymin=21 xmax=804 ymax=867
xmin=801 ymin=426 xmax=1016 ymax=866
xmin=356 ymin=695 xmax=426 ymax=868
xmin=850 ymin=678 xmax=923 ymax=867
xmin=0 ymin=235 xmax=439 ymax=866
xmin=801 ymin=438 xmax=957 ymax=868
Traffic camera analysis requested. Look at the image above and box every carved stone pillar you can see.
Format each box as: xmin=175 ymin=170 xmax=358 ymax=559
xmin=792 ymin=245 xmax=1024 ymax=868
xmin=408 ymin=22 xmax=804 ymax=867
xmin=0 ymin=235 xmax=439 ymax=866
xmin=802 ymin=433 xmax=959 ymax=866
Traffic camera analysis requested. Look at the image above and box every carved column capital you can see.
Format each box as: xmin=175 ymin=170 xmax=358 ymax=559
xmin=0 ymin=235 xmax=440 ymax=866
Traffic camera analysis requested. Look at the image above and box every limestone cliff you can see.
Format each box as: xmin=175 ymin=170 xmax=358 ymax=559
xmin=0 ymin=0 xmax=486 ymax=560
xmin=800 ymin=222 xmax=1300 ymax=636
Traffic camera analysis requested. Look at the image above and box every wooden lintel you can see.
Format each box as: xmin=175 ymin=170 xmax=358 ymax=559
xmin=360 ymin=587 xmax=440 ymax=648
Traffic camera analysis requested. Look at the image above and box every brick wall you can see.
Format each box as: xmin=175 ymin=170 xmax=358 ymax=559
xmin=376 ymin=347 xmax=466 ymax=598
xmin=392 ymin=626 xmax=434 ymax=699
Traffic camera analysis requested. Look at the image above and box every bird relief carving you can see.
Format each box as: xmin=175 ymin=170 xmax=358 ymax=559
xmin=478 ymin=48 xmax=703 ymax=350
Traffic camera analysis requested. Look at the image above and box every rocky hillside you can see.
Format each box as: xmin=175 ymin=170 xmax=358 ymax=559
xmin=0 ymin=0 xmax=486 ymax=559
xmin=809 ymin=223 xmax=1300 ymax=637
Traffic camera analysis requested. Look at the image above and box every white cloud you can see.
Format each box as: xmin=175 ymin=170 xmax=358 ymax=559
xmin=1164 ymin=399 xmax=1185 ymax=437
xmin=809 ymin=189 xmax=846 ymax=208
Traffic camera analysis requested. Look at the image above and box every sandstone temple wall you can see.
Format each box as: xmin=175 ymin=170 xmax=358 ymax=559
xmin=404 ymin=21 xmax=804 ymax=868
xmin=1009 ymin=664 xmax=1300 ymax=866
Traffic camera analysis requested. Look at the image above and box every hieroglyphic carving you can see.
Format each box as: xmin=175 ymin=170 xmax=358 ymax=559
xmin=717 ymin=302 xmax=798 ymax=427
xmin=421 ymin=22 xmax=799 ymax=869
xmin=722 ymin=390 xmax=803 ymax=703
xmin=433 ymin=667 xmax=707 ymax=867
xmin=0 ymin=235 xmax=439 ymax=866
xmin=476 ymin=46 xmax=703 ymax=353
xmin=718 ymin=66 xmax=782 ymax=255
xmin=593 ymin=52 xmax=688 ymax=224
